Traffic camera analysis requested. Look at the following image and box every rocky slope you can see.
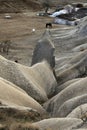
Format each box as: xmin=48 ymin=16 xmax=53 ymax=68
xmin=0 ymin=16 xmax=87 ymax=129
xmin=0 ymin=0 xmax=87 ymax=13
xmin=0 ymin=1 xmax=87 ymax=130
xmin=0 ymin=0 xmax=41 ymax=13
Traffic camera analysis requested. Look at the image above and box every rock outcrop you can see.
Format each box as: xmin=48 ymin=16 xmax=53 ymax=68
xmin=0 ymin=77 xmax=46 ymax=114
xmin=31 ymin=30 xmax=55 ymax=69
xmin=44 ymin=77 xmax=87 ymax=116
xmin=1 ymin=9 xmax=87 ymax=130
xmin=67 ymin=104 xmax=87 ymax=120
xmin=0 ymin=55 xmax=57 ymax=102
xmin=33 ymin=118 xmax=83 ymax=130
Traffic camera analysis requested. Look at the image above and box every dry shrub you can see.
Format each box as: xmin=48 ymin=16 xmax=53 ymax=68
xmin=10 ymin=123 xmax=40 ymax=130
xmin=0 ymin=125 xmax=9 ymax=130
xmin=81 ymin=112 xmax=87 ymax=122
xmin=0 ymin=123 xmax=40 ymax=130
xmin=0 ymin=107 xmax=42 ymax=123
xmin=0 ymin=40 xmax=12 ymax=55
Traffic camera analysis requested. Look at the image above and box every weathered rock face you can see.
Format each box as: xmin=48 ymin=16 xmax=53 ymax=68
xmin=33 ymin=118 xmax=83 ymax=130
xmin=75 ymin=8 xmax=87 ymax=19
xmin=40 ymin=0 xmax=87 ymax=6
xmin=77 ymin=16 xmax=87 ymax=37
xmin=42 ymin=17 xmax=87 ymax=122
xmin=73 ymin=129 xmax=87 ymax=130
xmin=31 ymin=30 xmax=55 ymax=69
xmin=52 ymin=17 xmax=87 ymax=57
xmin=44 ymin=77 xmax=87 ymax=116
xmin=58 ymin=7 xmax=87 ymax=22
xmin=57 ymin=94 xmax=87 ymax=117
xmin=1 ymin=9 xmax=87 ymax=130
xmin=51 ymin=17 xmax=87 ymax=87
xmin=0 ymin=105 xmax=43 ymax=122
xmin=0 ymin=77 xmax=46 ymax=114
xmin=56 ymin=78 xmax=81 ymax=93
xmin=56 ymin=50 xmax=87 ymax=86
xmin=0 ymin=55 xmax=57 ymax=103
xmin=67 ymin=104 xmax=87 ymax=119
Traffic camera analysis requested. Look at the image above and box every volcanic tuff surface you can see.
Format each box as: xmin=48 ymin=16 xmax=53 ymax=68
xmin=0 ymin=0 xmax=87 ymax=130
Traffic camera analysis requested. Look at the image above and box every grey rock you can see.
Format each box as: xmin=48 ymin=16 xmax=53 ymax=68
xmin=56 ymin=50 xmax=87 ymax=86
xmin=0 ymin=77 xmax=46 ymax=114
xmin=33 ymin=118 xmax=83 ymax=130
xmin=67 ymin=104 xmax=87 ymax=120
xmin=77 ymin=16 xmax=87 ymax=37
xmin=56 ymin=78 xmax=80 ymax=93
xmin=44 ymin=77 xmax=87 ymax=116
xmin=31 ymin=30 xmax=55 ymax=68
xmin=57 ymin=94 xmax=87 ymax=117
xmin=0 ymin=55 xmax=57 ymax=102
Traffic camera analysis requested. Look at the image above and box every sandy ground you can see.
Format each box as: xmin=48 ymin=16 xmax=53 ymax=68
xmin=0 ymin=10 xmax=62 ymax=66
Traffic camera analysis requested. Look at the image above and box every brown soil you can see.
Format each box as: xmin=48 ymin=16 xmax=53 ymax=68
xmin=0 ymin=0 xmax=42 ymax=13
xmin=0 ymin=11 xmax=61 ymax=66
xmin=0 ymin=0 xmax=86 ymax=66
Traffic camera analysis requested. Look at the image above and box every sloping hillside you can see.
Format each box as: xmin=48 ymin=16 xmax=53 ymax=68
xmin=0 ymin=0 xmax=87 ymax=13
xmin=0 ymin=0 xmax=41 ymax=13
